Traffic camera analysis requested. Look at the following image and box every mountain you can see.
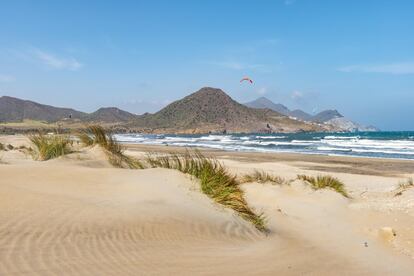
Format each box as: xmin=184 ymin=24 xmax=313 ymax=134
xmin=289 ymin=109 xmax=313 ymax=121
xmin=86 ymin=107 xmax=137 ymax=123
xmin=0 ymin=96 xmax=135 ymax=124
xmin=324 ymin=117 xmax=379 ymax=132
xmin=1 ymin=90 xmax=377 ymax=133
xmin=243 ymin=97 xmax=343 ymax=122
xmin=244 ymin=97 xmax=313 ymax=120
xmin=311 ymin=109 xmax=343 ymax=123
xmin=131 ymin=87 xmax=323 ymax=133
xmin=244 ymin=97 xmax=290 ymax=115
xmin=0 ymin=96 xmax=86 ymax=122
xmin=243 ymin=97 xmax=378 ymax=131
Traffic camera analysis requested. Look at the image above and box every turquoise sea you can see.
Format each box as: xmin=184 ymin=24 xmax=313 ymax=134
xmin=115 ymin=131 xmax=414 ymax=160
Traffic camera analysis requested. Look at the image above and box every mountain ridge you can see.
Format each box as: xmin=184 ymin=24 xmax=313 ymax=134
xmin=130 ymin=87 xmax=325 ymax=133
xmin=86 ymin=107 xmax=137 ymax=123
xmin=0 ymin=89 xmax=353 ymax=133
xmin=244 ymin=96 xmax=378 ymax=131
xmin=0 ymin=96 xmax=87 ymax=122
xmin=245 ymin=96 xmax=344 ymax=122
xmin=244 ymin=97 xmax=290 ymax=116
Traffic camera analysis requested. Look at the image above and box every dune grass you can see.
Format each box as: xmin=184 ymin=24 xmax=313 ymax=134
xmin=394 ymin=177 xmax=414 ymax=196
xmin=29 ymin=133 xmax=72 ymax=161
xmin=146 ymin=150 xmax=267 ymax=232
xmin=240 ymin=169 xmax=285 ymax=185
xmin=297 ymin=174 xmax=349 ymax=198
xmin=78 ymin=125 xmax=143 ymax=169
xmin=398 ymin=177 xmax=414 ymax=189
xmin=77 ymin=132 xmax=94 ymax=146
xmin=0 ymin=142 xmax=4 ymax=151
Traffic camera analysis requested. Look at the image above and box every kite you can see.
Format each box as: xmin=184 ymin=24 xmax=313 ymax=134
xmin=240 ymin=77 xmax=253 ymax=84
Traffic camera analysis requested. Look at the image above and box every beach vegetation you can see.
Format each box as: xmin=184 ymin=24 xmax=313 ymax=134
xmin=146 ymin=150 xmax=267 ymax=232
xmin=297 ymin=174 xmax=349 ymax=198
xmin=29 ymin=133 xmax=71 ymax=161
xmin=78 ymin=132 xmax=94 ymax=146
xmin=0 ymin=142 xmax=4 ymax=151
xmin=240 ymin=169 xmax=285 ymax=185
xmin=394 ymin=177 xmax=414 ymax=196
xmin=77 ymin=125 xmax=143 ymax=169
xmin=398 ymin=177 xmax=414 ymax=189
xmin=6 ymin=144 xmax=14 ymax=150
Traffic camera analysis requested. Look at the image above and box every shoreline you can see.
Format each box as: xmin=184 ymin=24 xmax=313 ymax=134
xmin=124 ymin=143 xmax=414 ymax=177
xmin=114 ymin=131 xmax=414 ymax=162
xmin=123 ymin=141 xmax=414 ymax=161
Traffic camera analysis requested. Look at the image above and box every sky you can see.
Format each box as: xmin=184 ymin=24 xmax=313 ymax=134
xmin=0 ymin=0 xmax=413 ymax=130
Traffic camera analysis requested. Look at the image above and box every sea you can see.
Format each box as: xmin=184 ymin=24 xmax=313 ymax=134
xmin=114 ymin=131 xmax=414 ymax=160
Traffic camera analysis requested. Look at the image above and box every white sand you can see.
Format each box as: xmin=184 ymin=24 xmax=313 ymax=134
xmin=1 ymin=135 xmax=414 ymax=275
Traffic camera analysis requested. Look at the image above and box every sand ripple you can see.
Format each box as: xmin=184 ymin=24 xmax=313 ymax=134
xmin=1 ymin=164 xmax=413 ymax=275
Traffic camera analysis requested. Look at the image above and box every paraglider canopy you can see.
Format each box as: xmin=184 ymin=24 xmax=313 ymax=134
xmin=240 ymin=76 xmax=253 ymax=84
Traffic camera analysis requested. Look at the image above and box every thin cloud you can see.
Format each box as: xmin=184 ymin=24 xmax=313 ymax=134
xmin=0 ymin=74 xmax=15 ymax=82
xmin=284 ymin=0 xmax=296 ymax=5
xmin=338 ymin=62 xmax=414 ymax=75
xmin=32 ymin=49 xmax=83 ymax=71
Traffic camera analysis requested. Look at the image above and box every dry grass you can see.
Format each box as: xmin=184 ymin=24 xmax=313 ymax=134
xmin=394 ymin=177 xmax=414 ymax=196
xmin=77 ymin=132 xmax=94 ymax=146
xmin=0 ymin=142 xmax=4 ymax=151
xmin=78 ymin=125 xmax=143 ymax=169
xmin=146 ymin=150 xmax=267 ymax=232
xmin=240 ymin=169 xmax=285 ymax=185
xmin=398 ymin=177 xmax=414 ymax=189
xmin=297 ymin=174 xmax=349 ymax=198
xmin=29 ymin=134 xmax=71 ymax=161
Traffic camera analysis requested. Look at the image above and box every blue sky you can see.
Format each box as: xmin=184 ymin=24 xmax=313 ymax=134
xmin=0 ymin=0 xmax=413 ymax=130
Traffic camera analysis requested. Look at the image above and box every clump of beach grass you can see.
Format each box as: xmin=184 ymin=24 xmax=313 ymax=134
xmin=78 ymin=132 xmax=94 ymax=146
xmin=29 ymin=133 xmax=71 ymax=161
xmin=398 ymin=177 xmax=414 ymax=189
xmin=297 ymin=174 xmax=349 ymax=198
xmin=77 ymin=125 xmax=143 ymax=169
xmin=146 ymin=150 xmax=267 ymax=232
xmin=394 ymin=177 xmax=414 ymax=196
xmin=0 ymin=142 xmax=4 ymax=151
xmin=240 ymin=169 xmax=285 ymax=185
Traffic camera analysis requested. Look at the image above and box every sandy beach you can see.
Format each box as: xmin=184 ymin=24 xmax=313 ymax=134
xmin=1 ymin=135 xmax=414 ymax=275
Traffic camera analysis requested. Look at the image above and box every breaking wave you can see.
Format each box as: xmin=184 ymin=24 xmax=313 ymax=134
xmin=114 ymin=131 xmax=414 ymax=160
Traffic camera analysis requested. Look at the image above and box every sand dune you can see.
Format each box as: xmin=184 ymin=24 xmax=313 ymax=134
xmin=1 ymin=136 xmax=414 ymax=275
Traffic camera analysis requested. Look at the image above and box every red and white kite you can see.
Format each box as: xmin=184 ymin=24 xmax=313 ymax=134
xmin=240 ymin=77 xmax=253 ymax=84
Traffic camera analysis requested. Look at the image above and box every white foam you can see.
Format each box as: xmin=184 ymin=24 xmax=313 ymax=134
xmin=114 ymin=133 xmax=414 ymax=159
